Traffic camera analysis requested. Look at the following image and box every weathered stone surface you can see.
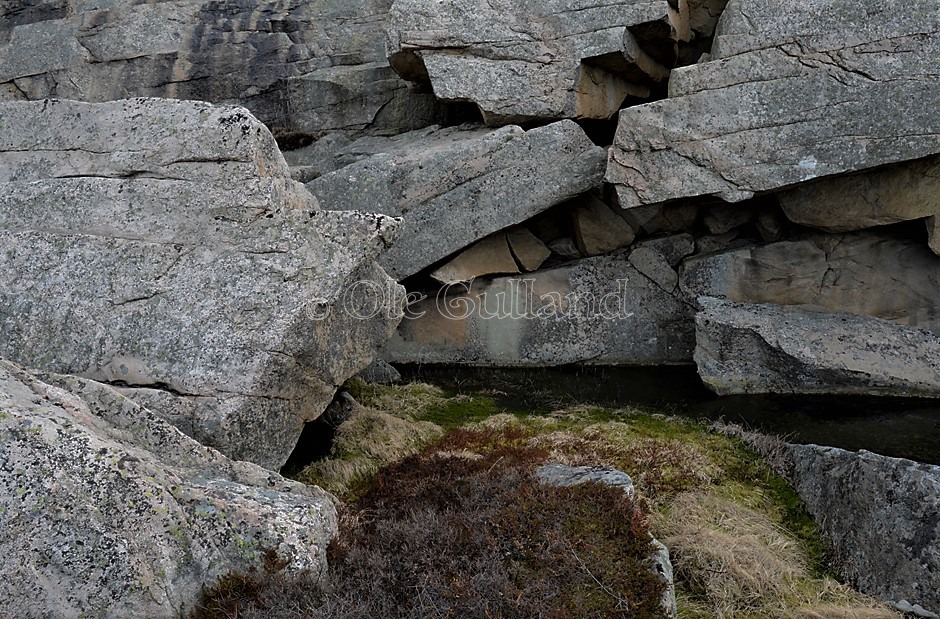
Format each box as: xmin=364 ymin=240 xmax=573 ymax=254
xmin=356 ymin=358 xmax=402 ymax=385
xmin=507 ymin=228 xmax=552 ymax=272
xmin=385 ymin=251 xmax=695 ymax=366
xmin=629 ymin=247 xmax=679 ymax=292
xmin=778 ymin=156 xmax=940 ymax=232
xmin=0 ymin=0 xmax=441 ymax=141
xmin=680 ymin=232 xmax=940 ymax=334
xmin=607 ymin=0 xmax=940 ymax=208
xmin=633 ymin=233 xmax=696 ymax=268
xmin=703 ymin=204 xmax=753 ymax=235
xmin=617 ymin=201 xmax=699 ymax=236
xmin=430 ymin=233 xmax=520 ymax=285
xmin=306 ymin=121 xmax=606 ymax=280
xmin=694 ymin=298 xmax=940 ymax=397
xmin=0 ymin=359 xmax=337 ymax=619
xmin=0 ymin=98 xmax=403 ymax=469
xmin=787 ymin=444 xmax=940 ymax=614
xmin=573 ymin=194 xmax=638 ymax=256
xmin=929 ymin=216 xmax=940 ymax=256
xmin=386 ymin=0 xmax=689 ymax=125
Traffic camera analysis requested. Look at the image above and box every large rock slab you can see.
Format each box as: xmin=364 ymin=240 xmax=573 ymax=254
xmin=787 ymin=444 xmax=940 ymax=615
xmin=606 ymin=0 xmax=940 ymax=208
xmin=306 ymin=121 xmax=606 ymax=280
xmin=679 ymin=232 xmax=940 ymax=334
xmin=777 ymin=155 xmax=940 ymax=233
xmin=0 ymin=359 xmax=337 ymax=618
xmin=0 ymin=0 xmax=442 ymax=141
xmin=0 ymin=98 xmax=403 ymax=469
xmin=386 ymin=0 xmax=689 ymax=125
xmin=385 ymin=250 xmax=694 ymax=366
xmin=694 ymin=298 xmax=940 ymax=397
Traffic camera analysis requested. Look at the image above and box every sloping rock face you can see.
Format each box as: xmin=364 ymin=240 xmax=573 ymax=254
xmin=0 ymin=359 xmax=337 ymax=619
xmin=386 ymin=0 xmax=689 ymax=125
xmin=694 ymin=298 xmax=940 ymax=397
xmin=680 ymin=232 xmax=940 ymax=334
xmin=787 ymin=444 xmax=940 ymax=615
xmin=0 ymin=98 xmax=403 ymax=469
xmin=0 ymin=0 xmax=441 ymax=141
xmin=385 ymin=249 xmax=694 ymax=366
xmin=606 ymin=0 xmax=940 ymax=208
xmin=306 ymin=121 xmax=606 ymax=280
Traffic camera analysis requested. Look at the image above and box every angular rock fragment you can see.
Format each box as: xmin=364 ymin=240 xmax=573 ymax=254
xmin=0 ymin=98 xmax=403 ymax=469
xmin=431 ymin=233 xmax=520 ymax=285
xmin=386 ymin=251 xmax=694 ymax=366
xmin=573 ymin=194 xmax=638 ymax=256
xmin=694 ymin=298 xmax=940 ymax=397
xmin=787 ymin=444 xmax=940 ymax=615
xmin=929 ymin=216 xmax=940 ymax=256
xmin=306 ymin=121 xmax=606 ymax=280
xmin=507 ymin=228 xmax=552 ymax=272
xmin=0 ymin=0 xmax=441 ymax=141
xmin=617 ymin=201 xmax=699 ymax=236
xmin=386 ymin=0 xmax=690 ymax=124
xmin=777 ymin=155 xmax=940 ymax=232
xmin=607 ymin=0 xmax=940 ymax=208
xmin=0 ymin=359 xmax=337 ymax=618
xmin=679 ymin=232 xmax=940 ymax=334
xmin=703 ymin=203 xmax=753 ymax=235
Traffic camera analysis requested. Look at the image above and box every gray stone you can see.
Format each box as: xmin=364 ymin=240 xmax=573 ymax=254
xmin=629 ymin=247 xmax=679 ymax=292
xmin=507 ymin=228 xmax=552 ymax=272
xmin=386 ymin=0 xmax=689 ymax=125
xmin=607 ymin=0 xmax=940 ymax=209
xmin=616 ymin=201 xmax=699 ymax=236
xmin=0 ymin=0 xmax=442 ymax=141
xmin=756 ymin=208 xmax=787 ymax=242
xmin=385 ymin=251 xmax=695 ymax=366
xmin=0 ymin=98 xmax=403 ymax=469
xmin=893 ymin=601 xmax=940 ymax=619
xmin=430 ymin=233 xmax=520 ymax=285
xmin=679 ymin=232 xmax=940 ymax=334
xmin=0 ymin=359 xmax=337 ymax=619
xmin=694 ymin=230 xmax=746 ymax=255
xmin=778 ymin=155 xmax=940 ymax=232
xmin=694 ymin=298 xmax=940 ymax=397
xmin=633 ymin=233 xmax=696 ymax=268
xmin=787 ymin=444 xmax=940 ymax=615
xmin=929 ymin=216 xmax=940 ymax=257
xmin=703 ymin=204 xmax=754 ymax=235
xmin=356 ymin=358 xmax=402 ymax=385
xmin=573 ymin=194 xmax=638 ymax=257
xmin=548 ymin=237 xmax=584 ymax=260
xmin=306 ymin=121 xmax=606 ymax=280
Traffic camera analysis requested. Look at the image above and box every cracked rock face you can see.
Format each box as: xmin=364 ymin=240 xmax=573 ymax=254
xmin=384 ymin=247 xmax=695 ymax=366
xmin=0 ymin=0 xmax=442 ymax=141
xmin=306 ymin=121 xmax=607 ymax=280
xmin=386 ymin=0 xmax=689 ymax=125
xmin=679 ymin=231 xmax=940 ymax=334
xmin=0 ymin=359 xmax=337 ymax=619
xmin=606 ymin=0 xmax=940 ymax=208
xmin=694 ymin=298 xmax=940 ymax=397
xmin=786 ymin=444 xmax=940 ymax=615
xmin=0 ymin=98 xmax=404 ymax=469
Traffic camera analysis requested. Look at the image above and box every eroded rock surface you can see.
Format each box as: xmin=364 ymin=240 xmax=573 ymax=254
xmin=386 ymin=0 xmax=689 ymax=125
xmin=306 ymin=121 xmax=606 ymax=280
xmin=0 ymin=359 xmax=337 ymax=619
xmin=607 ymin=0 xmax=940 ymax=208
xmin=0 ymin=98 xmax=403 ymax=468
xmin=694 ymin=298 xmax=940 ymax=397
xmin=0 ymin=0 xmax=441 ymax=141
xmin=787 ymin=444 xmax=940 ymax=615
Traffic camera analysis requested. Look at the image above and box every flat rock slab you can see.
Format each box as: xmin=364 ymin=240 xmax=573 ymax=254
xmin=0 ymin=359 xmax=337 ymax=619
xmin=787 ymin=444 xmax=940 ymax=615
xmin=306 ymin=121 xmax=606 ymax=280
xmin=694 ymin=298 xmax=940 ymax=397
xmin=679 ymin=231 xmax=940 ymax=334
xmin=386 ymin=0 xmax=688 ymax=124
xmin=384 ymin=250 xmax=694 ymax=366
xmin=0 ymin=98 xmax=403 ymax=469
xmin=0 ymin=0 xmax=441 ymax=140
xmin=607 ymin=0 xmax=940 ymax=208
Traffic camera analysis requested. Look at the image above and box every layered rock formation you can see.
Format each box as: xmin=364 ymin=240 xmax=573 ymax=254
xmin=787 ymin=444 xmax=940 ymax=616
xmin=306 ymin=121 xmax=606 ymax=280
xmin=0 ymin=359 xmax=337 ymax=618
xmin=695 ymin=298 xmax=940 ymax=397
xmin=0 ymin=98 xmax=402 ymax=468
xmin=0 ymin=0 xmax=442 ymax=141
xmin=606 ymin=0 xmax=940 ymax=208
xmin=386 ymin=0 xmax=689 ymax=124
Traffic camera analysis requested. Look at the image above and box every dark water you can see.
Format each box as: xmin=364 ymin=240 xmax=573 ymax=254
xmin=399 ymin=365 xmax=940 ymax=465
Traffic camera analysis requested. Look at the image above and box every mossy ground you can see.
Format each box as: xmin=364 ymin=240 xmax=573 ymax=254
xmin=196 ymin=378 xmax=899 ymax=619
